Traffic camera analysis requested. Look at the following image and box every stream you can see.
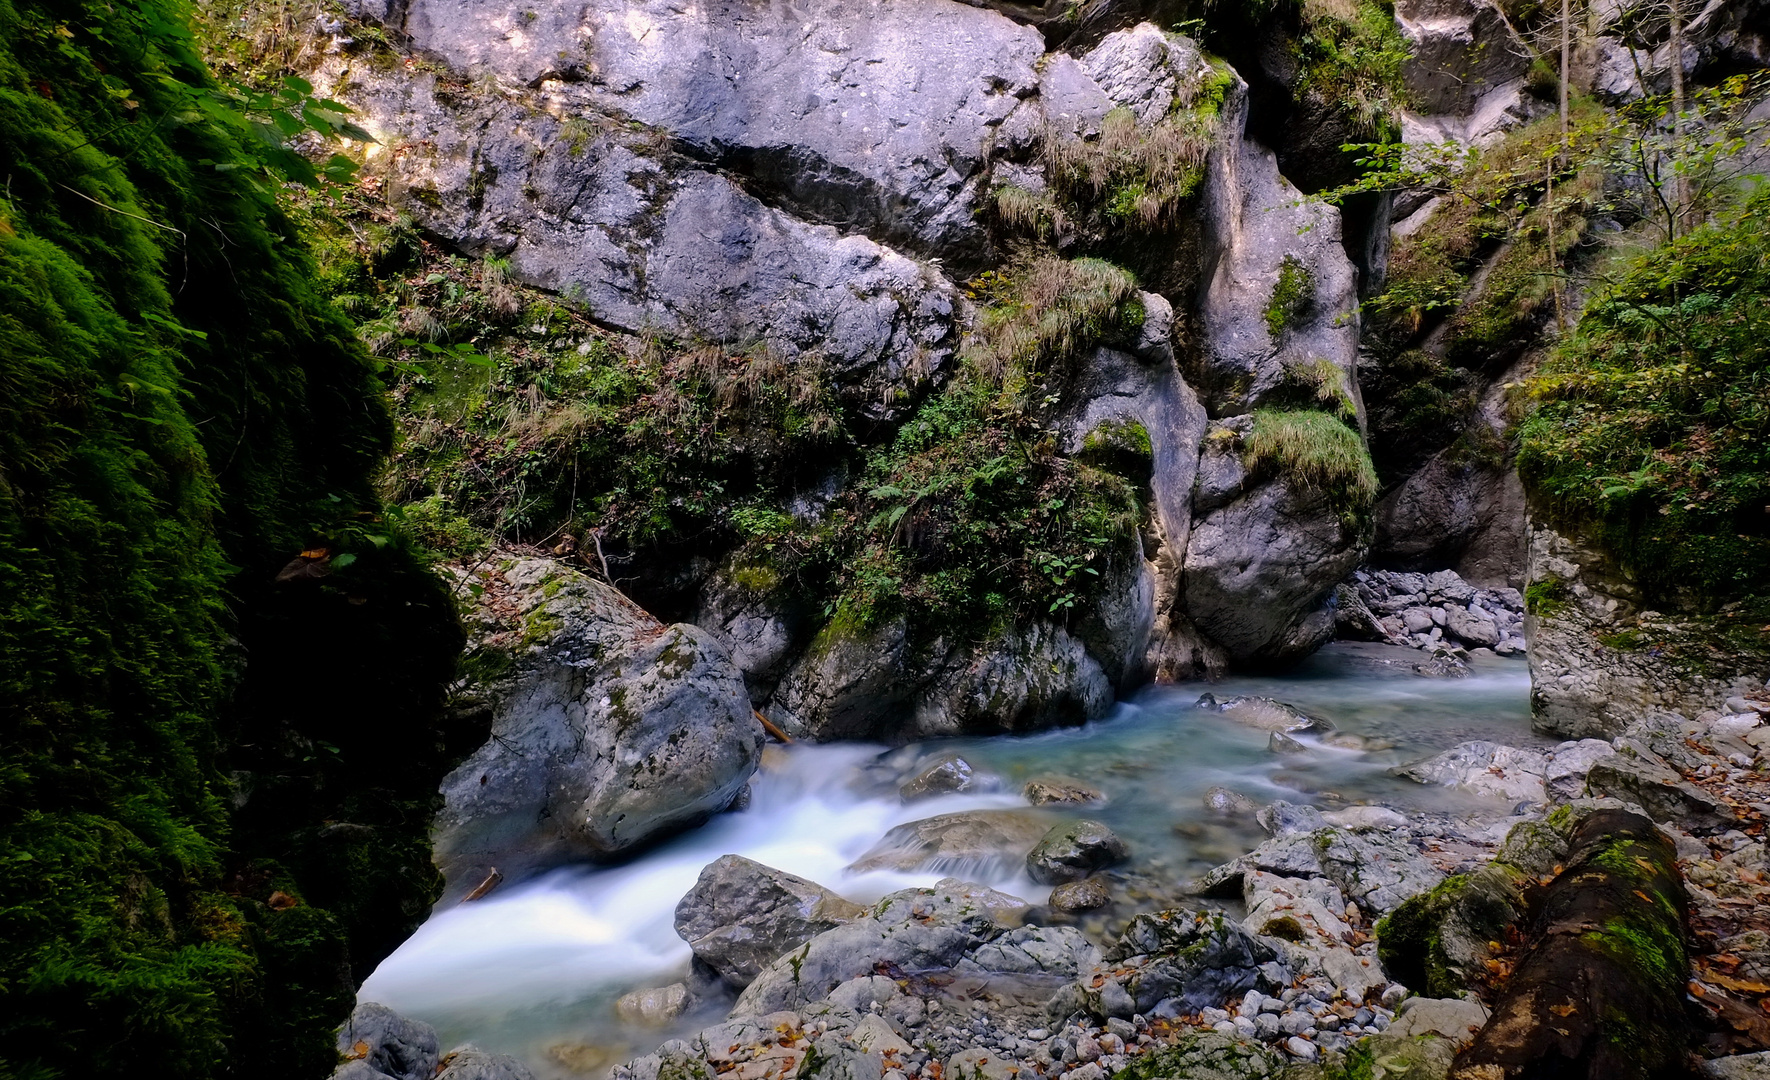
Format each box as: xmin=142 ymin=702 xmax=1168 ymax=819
xmin=359 ymin=642 xmax=1543 ymax=1078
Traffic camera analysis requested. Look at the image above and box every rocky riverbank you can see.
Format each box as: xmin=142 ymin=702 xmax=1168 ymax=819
xmin=1334 ymin=568 xmax=1527 ymax=661
xmin=335 ymin=677 xmax=1770 ymax=1080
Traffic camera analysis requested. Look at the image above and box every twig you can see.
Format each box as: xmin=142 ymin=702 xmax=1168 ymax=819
xmin=753 ymin=709 xmax=794 ymax=744
xmin=589 ymin=525 xmax=612 ymax=582
xmin=58 ymin=182 xmax=189 ymax=292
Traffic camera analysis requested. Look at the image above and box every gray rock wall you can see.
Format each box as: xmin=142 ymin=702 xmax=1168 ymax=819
xmin=313 ymin=4 xmax=1395 ymax=735
xmin=1525 ymin=520 xmax=1770 ymax=739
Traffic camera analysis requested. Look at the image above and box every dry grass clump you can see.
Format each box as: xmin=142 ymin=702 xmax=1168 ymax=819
xmin=1043 ymin=107 xmax=1212 ymax=228
xmin=968 ymin=255 xmax=1142 ymax=379
xmin=1246 ymin=408 xmax=1377 ymax=521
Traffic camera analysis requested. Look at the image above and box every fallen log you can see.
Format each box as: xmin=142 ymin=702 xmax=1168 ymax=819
xmin=1452 ymin=808 xmax=1691 ymax=1080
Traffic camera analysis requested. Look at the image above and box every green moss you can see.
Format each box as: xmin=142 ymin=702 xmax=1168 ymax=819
xmin=1375 ymin=873 xmax=1472 ymax=998
xmin=1524 ymin=576 xmax=1569 ymax=618
xmin=1264 ymin=255 xmax=1315 ymax=338
xmin=0 ymin=2 xmax=463 ymax=1074
xmin=1078 ymin=419 xmax=1155 ymax=486
xmin=520 ymin=606 xmax=566 ymax=648
xmin=1597 ymin=628 xmax=1647 ymax=651
xmin=1246 ymin=409 xmax=1379 ymax=526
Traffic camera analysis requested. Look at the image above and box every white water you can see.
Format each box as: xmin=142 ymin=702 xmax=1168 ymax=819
xmin=359 ymin=643 xmax=1539 ymax=1075
xmin=361 ymin=744 xmax=1039 ymax=1017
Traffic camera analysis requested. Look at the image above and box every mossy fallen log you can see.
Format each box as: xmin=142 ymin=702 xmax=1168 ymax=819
xmin=1451 ymin=809 xmax=1691 ymax=1080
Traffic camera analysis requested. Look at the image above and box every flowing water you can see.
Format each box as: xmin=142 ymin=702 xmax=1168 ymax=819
xmin=359 ymin=643 xmax=1543 ymax=1078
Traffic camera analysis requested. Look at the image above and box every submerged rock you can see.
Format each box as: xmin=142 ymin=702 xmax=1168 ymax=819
xmin=901 ymin=754 xmax=986 ymax=801
xmin=1193 ymin=694 xmax=1324 ymax=732
xmin=850 ymin=810 xmax=1053 ymax=876
xmin=436 ymin=1047 xmax=537 ymax=1080
xmin=1204 ymin=786 xmax=1260 ymax=818
xmin=615 ymin=984 xmax=689 ymax=1027
xmin=1025 ymin=776 xmax=1106 ymax=806
xmin=1049 ymin=878 xmax=1112 ymax=912
xmin=674 ymin=855 xmax=864 ymax=989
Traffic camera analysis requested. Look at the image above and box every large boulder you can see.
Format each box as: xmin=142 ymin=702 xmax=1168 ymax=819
xmin=691 ymin=567 xmax=807 ymax=700
xmin=774 ymin=618 xmax=1119 ymax=741
xmin=1182 ymin=478 xmax=1368 ymax=664
xmin=316 ymin=73 xmax=962 ymax=415
xmin=911 ymin=623 xmax=1115 ymax=736
xmin=770 ymin=618 xmax=912 ymax=741
xmin=367 ymin=0 xmax=1046 ymax=262
xmin=674 ymin=855 xmax=865 ymax=989
xmin=1393 ymin=0 xmax=1533 ymax=116
xmin=435 ymin=559 xmax=764 ymax=895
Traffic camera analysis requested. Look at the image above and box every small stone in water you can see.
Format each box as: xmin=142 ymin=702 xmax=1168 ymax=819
xmin=1050 ymin=877 xmax=1111 ymax=911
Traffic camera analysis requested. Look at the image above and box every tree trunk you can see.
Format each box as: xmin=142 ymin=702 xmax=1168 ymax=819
xmin=1668 ymin=0 xmax=1689 ymax=232
xmin=1451 ymin=809 xmax=1692 ymax=1080
xmin=1560 ymin=0 xmax=1571 ymax=158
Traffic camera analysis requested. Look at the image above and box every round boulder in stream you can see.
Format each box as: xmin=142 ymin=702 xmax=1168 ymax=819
xmin=1027 ymin=820 xmax=1128 ymax=884
xmin=674 ymin=855 xmax=864 ymax=989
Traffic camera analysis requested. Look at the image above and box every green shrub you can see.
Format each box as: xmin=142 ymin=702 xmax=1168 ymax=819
xmin=1263 ymin=255 xmax=1315 ymax=338
xmin=1517 ymin=190 xmax=1770 ymax=609
xmin=1292 ymin=0 xmax=1411 ymax=139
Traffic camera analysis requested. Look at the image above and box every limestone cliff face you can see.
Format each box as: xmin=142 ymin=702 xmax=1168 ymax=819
xmin=307 ymin=1 xmax=1390 ymax=735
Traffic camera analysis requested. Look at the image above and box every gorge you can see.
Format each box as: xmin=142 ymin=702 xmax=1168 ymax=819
xmin=3 ymin=0 xmax=1770 ymax=1077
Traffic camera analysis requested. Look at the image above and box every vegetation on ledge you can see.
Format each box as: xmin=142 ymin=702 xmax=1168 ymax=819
xmin=1246 ymin=409 xmax=1379 ymax=527
xmin=1517 ymin=189 xmax=1770 ymax=611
